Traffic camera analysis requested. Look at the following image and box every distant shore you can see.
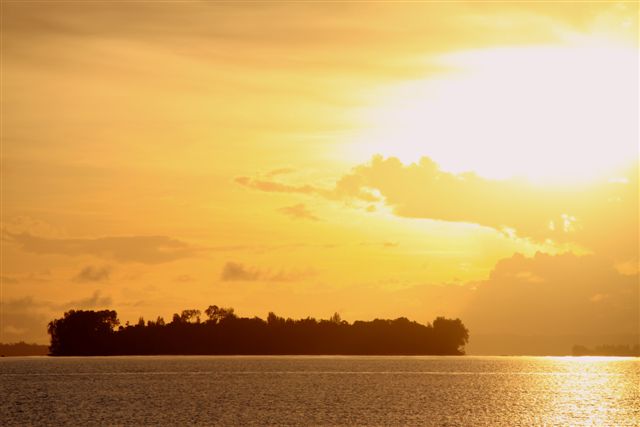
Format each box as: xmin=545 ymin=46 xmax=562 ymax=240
xmin=0 ymin=342 xmax=49 ymax=357
xmin=572 ymin=344 xmax=640 ymax=357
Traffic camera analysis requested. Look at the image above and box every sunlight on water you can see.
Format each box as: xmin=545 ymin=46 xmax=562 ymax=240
xmin=540 ymin=357 xmax=639 ymax=426
xmin=2 ymin=356 xmax=638 ymax=426
xmin=544 ymin=357 xmax=639 ymax=425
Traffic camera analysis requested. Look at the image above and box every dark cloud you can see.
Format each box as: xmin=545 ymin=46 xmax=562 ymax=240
xmin=73 ymin=265 xmax=112 ymax=283
xmin=3 ymin=231 xmax=200 ymax=264
xmin=278 ymin=203 xmax=320 ymax=221
xmin=220 ymin=261 xmax=316 ymax=282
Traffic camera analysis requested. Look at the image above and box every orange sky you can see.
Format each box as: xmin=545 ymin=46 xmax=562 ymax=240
xmin=1 ymin=1 xmax=638 ymax=353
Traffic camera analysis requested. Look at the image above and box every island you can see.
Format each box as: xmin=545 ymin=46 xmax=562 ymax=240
xmin=47 ymin=306 xmax=469 ymax=356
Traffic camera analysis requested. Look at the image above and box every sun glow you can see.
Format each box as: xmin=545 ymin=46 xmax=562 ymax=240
xmin=349 ymin=40 xmax=638 ymax=184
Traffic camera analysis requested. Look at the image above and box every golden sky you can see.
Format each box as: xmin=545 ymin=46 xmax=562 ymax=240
xmin=1 ymin=1 xmax=638 ymax=352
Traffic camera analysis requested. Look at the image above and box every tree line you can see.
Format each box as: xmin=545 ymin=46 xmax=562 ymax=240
xmin=47 ymin=306 xmax=469 ymax=356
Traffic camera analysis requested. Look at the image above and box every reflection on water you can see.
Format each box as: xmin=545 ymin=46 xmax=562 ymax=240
xmin=1 ymin=356 xmax=638 ymax=426
xmin=540 ymin=357 xmax=638 ymax=426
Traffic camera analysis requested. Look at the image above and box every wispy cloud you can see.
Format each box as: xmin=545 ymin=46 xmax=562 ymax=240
xmin=278 ymin=203 xmax=320 ymax=221
xmin=220 ymin=261 xmax=316 ymax=282
xmin=3 ymin=231 xmax=201 ymax=264
xmin=220 ymin=262 xmax=261 ymax=282
xmin=73 ymin=265 xmax=112 ymax=283
xmin=235 ymin=176 xmax=327 ymax=196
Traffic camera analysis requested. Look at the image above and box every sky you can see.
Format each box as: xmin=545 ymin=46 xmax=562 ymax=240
xmin=1 ymin=1 xmax=638 ymax=354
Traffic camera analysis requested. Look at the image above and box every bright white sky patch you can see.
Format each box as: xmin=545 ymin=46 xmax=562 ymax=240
xmin=349 ymin=39 xmax=638 ymax=184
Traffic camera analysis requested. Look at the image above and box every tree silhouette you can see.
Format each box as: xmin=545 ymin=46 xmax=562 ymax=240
xmin=47 ymin=306 xmax=470 ymax=356
xmin=205 ymin=305 xmax=235 ymax=324
xmin=180 ymin=309 xmax=201 ymax=323
xmin=48 ymin=310 xmax=119 ymax=356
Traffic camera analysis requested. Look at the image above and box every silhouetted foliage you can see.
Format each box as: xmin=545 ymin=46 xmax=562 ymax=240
xmin=47 ymin=307 xmax=469 ymax=356
xmin=48 ymin=310 xmax=119 ymax=356
xmin=205 ymin=305 xmax=235 ymax=324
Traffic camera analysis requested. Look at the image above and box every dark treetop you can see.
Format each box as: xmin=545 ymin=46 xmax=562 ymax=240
xmin=47 ymin=306 xmax=469 ymax=356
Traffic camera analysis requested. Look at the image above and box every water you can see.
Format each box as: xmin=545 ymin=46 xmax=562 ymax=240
xmin=1 ymin=356 xmax=638 ymax=426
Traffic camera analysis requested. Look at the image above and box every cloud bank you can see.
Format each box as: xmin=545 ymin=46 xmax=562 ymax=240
xmin=463 ymin=252 xmax=639 ymax=337
xmin=3 ymin=232 xmax=200 ymax=264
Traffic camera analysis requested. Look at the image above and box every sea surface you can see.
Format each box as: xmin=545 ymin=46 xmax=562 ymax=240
xmin=1 ymin=356 xmax=638 ymax=426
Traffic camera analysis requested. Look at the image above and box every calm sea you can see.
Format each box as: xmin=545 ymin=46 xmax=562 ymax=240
xmin=1 ymin=356 xmax=638 ymax=426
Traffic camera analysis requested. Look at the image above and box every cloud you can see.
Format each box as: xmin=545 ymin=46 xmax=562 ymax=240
xmin=1 ymin=216 xmax=62 ymax=238
xmin=337 ymin=156 xmax=638 ymax=259
xmin=3 ymin=231 xmax=200 ymax=264
xmin=0 ymin=272 xmax=50 ymax=284
xmin=220 ymin=261 xmax=315 ymax=282
xmin=6 ymin=1 xmax=625 ymax=77
xmin=221 ymin=262 xmax=261 ymax=281
xmin=334 ymin=156 xmax=562 ymax=236
xmin=278 ymin=203 xmax=320 ymax=221
xmin=234 ymin=173 xmax=379 ymax=203
xmin=235 ymin=176 xmax=327 ymax=197
xmin=237 ymin=155 xmax=638 ymax=260
xmin=73 ymin=265 xmax=112 ymax=283
xmin=462 ymin=252 xmax=639 ymax=337
xmin=56 ymin=290 xmax=113 ymax=310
